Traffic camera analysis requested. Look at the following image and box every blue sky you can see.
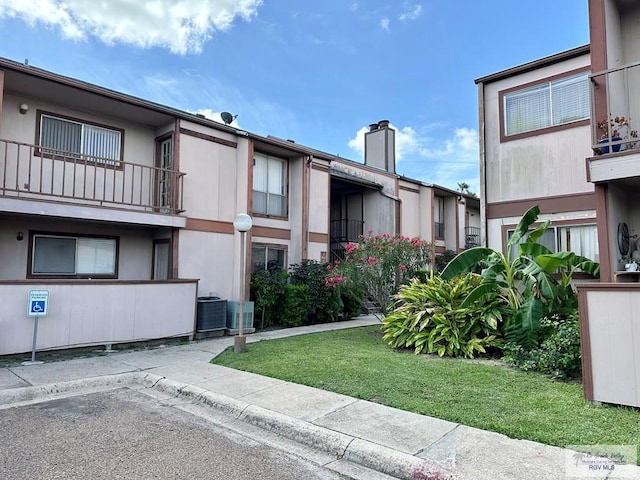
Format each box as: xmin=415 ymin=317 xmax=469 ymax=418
xmin=0 ymin=0 xmax=589 ymax=193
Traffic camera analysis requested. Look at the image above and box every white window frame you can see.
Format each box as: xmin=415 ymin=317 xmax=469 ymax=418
xmin=434 ymin=196 xmax=445 ymax=238
xmin=252 ymin=153 xmax=288 ymax=217
xmin=30 ymin=233 xmax=118 ymax=278
xmin=504 ymin=72 xmax=590 ymax=136
xmin=507 ymin=223 xmax=598 ymax=263
xmin=38 ymin=112 xmax=123 ymax=165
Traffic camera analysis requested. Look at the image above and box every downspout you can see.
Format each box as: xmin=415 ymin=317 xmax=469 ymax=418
xmin=395 ymin=177 xmax=401 ymax=235
xmin=302 ymin=155 xmax=312 ymax=260
xmin=171 ymin=118 xmax=181 ymax=279
xmin=244 ymin=139 xmax=254 ymax=300
xmin=0 ymin=70 xmax=4 ymax=133
xmin=477 ymin=80 xmax=488 ymax=248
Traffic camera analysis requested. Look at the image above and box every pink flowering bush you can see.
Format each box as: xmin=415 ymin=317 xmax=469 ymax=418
xmin=334 ymin=232 xmax=433 ymax=314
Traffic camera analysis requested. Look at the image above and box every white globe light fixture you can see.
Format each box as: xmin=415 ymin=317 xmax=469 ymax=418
xmin=233 ymin=213 xmax=253 ymax=352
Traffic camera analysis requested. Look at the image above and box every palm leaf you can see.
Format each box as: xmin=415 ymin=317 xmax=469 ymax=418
xmin=441 ymin=247 xmax=494 ymax=280
xmin=507 ymin=205 xmax=540 ymax=249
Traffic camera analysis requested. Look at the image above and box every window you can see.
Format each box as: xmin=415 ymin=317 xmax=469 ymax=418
xmin=504 ymin=73 xmax=589 ymax=136
xmin=507 ymin=224 xmax=598 ymax=262
xmin=253 ymin=153 xmax=287 ymax=216
xmin=30 ymin=233 xmax=118 ymax=278
xmin=434 ymin=196 xmax=444 ymax=238
xmin=38 ymin=112 xmax=123 ymax=164
xmin=251 ymin=245 xmax=286 ymax=272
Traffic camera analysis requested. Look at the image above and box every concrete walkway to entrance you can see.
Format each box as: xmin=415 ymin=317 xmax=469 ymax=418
xmin=1 ymin=316 xmax=637 ymax=479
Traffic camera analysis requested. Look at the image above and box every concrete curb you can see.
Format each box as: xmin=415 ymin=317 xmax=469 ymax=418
xmin=0 ymin=372 xmax=459 ymax=480
xmin=0 ymin=372 xmax=136 ymax=405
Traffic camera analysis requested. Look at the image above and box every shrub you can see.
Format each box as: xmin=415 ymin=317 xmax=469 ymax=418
xmin=250 ymin=269 xmax=288 ymax=329
xmin=435 ymin=250 xmax=457 ymax=272
xmin=290 ymin=260 xmax=346 ymax=323
xmin=503 ymin=312 xmax=581 ymax=380
xmin=336 ymin=233 xmax=433 ymax=314
xmin=382 ymin=273 xmax=510 ymax=358
xmin=280 ymin=284 xmax=310 ymax=327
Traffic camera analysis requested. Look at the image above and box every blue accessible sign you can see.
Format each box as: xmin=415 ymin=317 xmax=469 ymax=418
xmin=28 ymin=290 xmax=49 ymax=317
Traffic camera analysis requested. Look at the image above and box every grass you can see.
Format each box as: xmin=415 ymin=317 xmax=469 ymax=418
xmin=213 ymin=325 xmax=640 ymax=451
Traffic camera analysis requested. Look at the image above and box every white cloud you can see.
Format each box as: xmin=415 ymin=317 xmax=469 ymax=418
xmin=379 ymin=17 xmax=390 ymax=30
xmin=348 ymin=123 xmax=480 ymax=193
xmin=0 ymin=0 xmax=263 ymax=54
xmin=192 ymin=108 xmax=240 ymax=127
xmin=399 ymin=4 xmax=422 ymax=22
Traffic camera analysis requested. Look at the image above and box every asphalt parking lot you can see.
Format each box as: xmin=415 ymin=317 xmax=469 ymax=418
xmin=0 ymin=388 xmax=351 ymax=480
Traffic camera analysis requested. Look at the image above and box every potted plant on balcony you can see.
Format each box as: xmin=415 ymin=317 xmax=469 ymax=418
xmin=596 ymin=116 xmax=638 ymax=154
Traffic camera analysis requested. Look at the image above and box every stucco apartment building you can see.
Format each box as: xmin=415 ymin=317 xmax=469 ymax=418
xmin=475 ymin=45 xmax=597 ymax=263
xmin=476 ymin=0 xmax=640 ymax=408
xmin=0 ymin=57 xmax=477 ymax=355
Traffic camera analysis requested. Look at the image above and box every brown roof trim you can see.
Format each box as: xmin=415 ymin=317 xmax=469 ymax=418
xmin=254 ymin=135 xmax=336 ymax=161
xmin=0 ymin=57 xmax=244 ymax=135
xmin=474 ymin=44 xmax=590 ymax=85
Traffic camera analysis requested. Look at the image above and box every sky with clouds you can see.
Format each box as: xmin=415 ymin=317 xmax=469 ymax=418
xmin=0 ymin=0 xmax=589 ymax=193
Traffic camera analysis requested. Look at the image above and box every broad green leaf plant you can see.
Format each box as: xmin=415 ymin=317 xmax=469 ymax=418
xmin=382 ymin=273 xmax=508 ymax=358
xmin=441 ymin=205 xmax=599 ymax=349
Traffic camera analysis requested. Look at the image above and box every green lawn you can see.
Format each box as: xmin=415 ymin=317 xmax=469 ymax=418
xmin=213 ymin=325 xmax=640 ymax=451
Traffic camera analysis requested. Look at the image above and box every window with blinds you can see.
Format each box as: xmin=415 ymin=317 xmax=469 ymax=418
xmin=252 ymin=153 xmax=288 ymax=216
xmin=31 ymin=234 xmax=117 ymax=277
xmin=504 ymin=73 xmax=589 ymax=136
xmin=39 ymin=113 xmax=122 ymax=164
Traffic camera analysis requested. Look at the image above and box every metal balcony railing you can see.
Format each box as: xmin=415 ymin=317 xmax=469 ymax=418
xmin=0 ymin=139 xmax=185 ymax=214
xmin=465 ymin=226 xmax=480 ymax=248
xmin=590 ymin=62 xmax=640 ymax=155
xmin=329 ymin=219 xmax=364 ymax=262
xmin=330 ymin=219 xmax=364 ymax=243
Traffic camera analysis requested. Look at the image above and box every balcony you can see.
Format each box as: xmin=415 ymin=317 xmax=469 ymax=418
xmin=465 ymin=226 xmax=480 ymax=248
xmin=588 ymin=62 xmax=640 ymax=183
xmin=0 ymin=139 xmax=186 ymax=225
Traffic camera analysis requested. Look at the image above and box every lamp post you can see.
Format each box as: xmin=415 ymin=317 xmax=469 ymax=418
xmin=233 ymin=213 xmax=253 ymax=353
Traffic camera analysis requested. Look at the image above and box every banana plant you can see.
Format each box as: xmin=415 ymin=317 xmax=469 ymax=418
xmin=441 ymin=205 xmax=599 ymax=349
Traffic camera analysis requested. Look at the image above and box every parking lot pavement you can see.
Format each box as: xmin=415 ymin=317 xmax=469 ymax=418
xmin=0 ymin=387 xmax=392 ymax=480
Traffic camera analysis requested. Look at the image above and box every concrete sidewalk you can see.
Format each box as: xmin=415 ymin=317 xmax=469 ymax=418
xmin=1 ymin=316 xmax=637 ymax=480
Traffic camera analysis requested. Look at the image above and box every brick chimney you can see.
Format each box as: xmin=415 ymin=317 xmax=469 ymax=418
xmin=364 ymin=120 xmax=396 ymax=173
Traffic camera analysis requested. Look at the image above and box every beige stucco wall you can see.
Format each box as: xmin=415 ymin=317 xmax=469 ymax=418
xmin=179 ymin=124 xmax=242 ymax=221
xmin=0 ymin=280 xmax=197 ymax=355
xmin=288 ymin=156 xmax=304 ymax=264
xmin=1 ymin=93 xmax=156 ymax=166
xmin=482 ymin=54 xmax=593 ymax=205
xmin=308 ymin=165 xmax=330 ymax=238
xmin=178 ymin=229 xmax=236 ymax=298
xmin=0 ymin=215 xmax=156 ymax=281
xmin=399 ymin=182 xmax=421 ymax=238
xmin=582 ymin=287 xmax=640 ymax=408
xmin=363 ymin=191 xmax=396 ymax=235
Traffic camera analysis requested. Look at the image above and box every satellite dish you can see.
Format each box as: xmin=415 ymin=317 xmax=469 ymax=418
xmin=221 ymin=112 xmax=236 ymax=125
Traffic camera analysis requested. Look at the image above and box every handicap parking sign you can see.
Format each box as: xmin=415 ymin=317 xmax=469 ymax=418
xmin=28 ymin=290 xmax=49 ymax=316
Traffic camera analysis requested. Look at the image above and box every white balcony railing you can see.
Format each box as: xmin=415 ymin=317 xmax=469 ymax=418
xmin=590 ymin=62 xmax=640 ymax=155
xmin=0 ymin=139 xmax=185 ymax=214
